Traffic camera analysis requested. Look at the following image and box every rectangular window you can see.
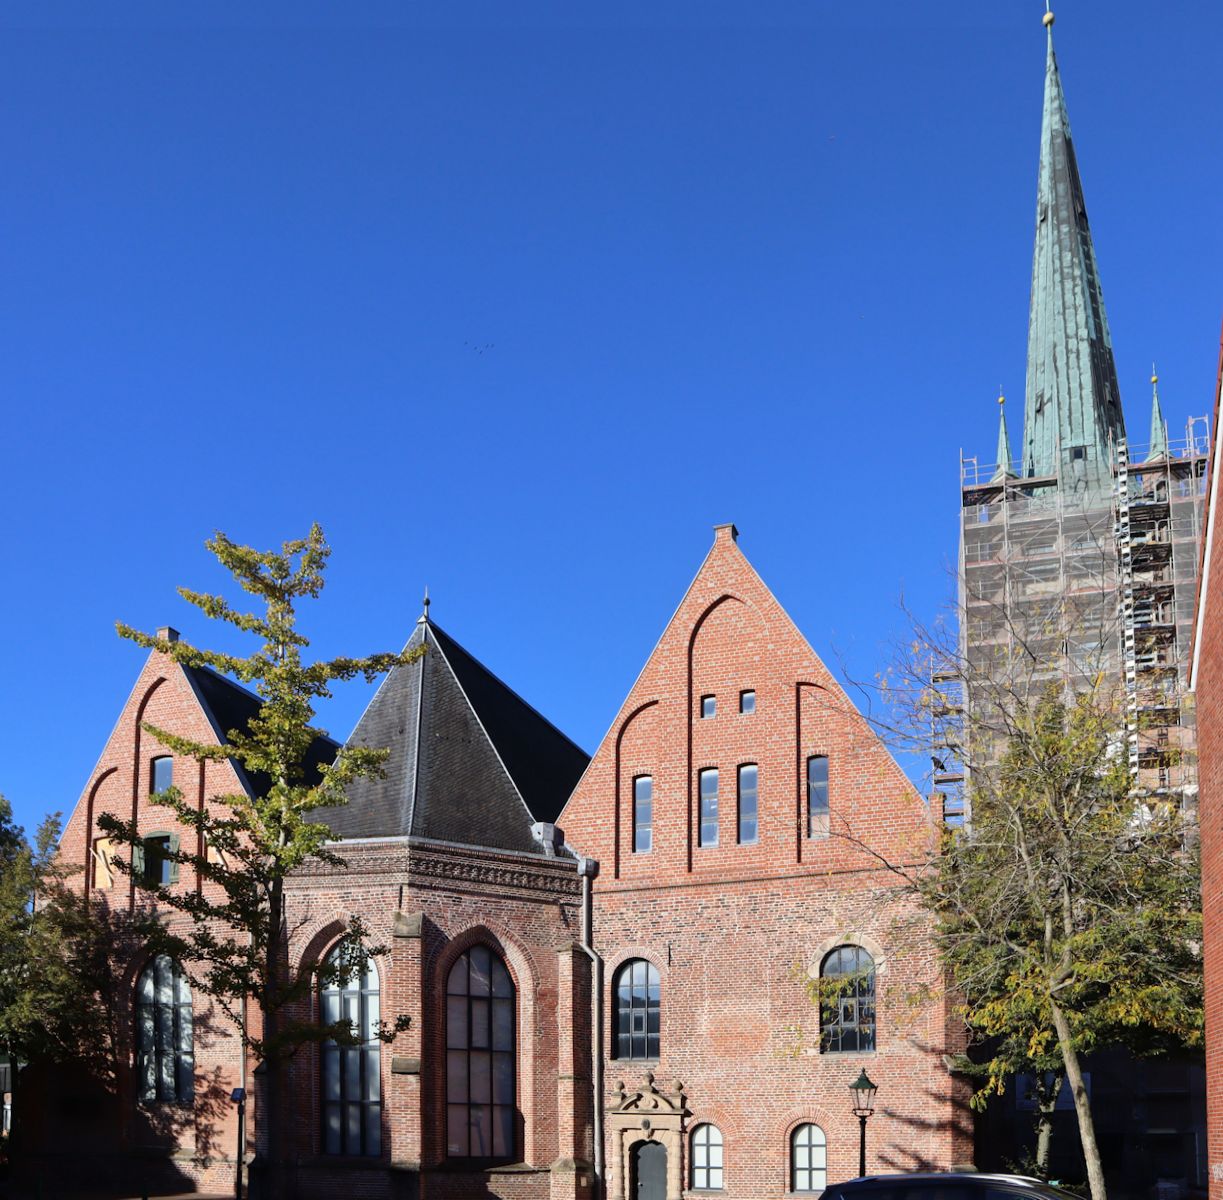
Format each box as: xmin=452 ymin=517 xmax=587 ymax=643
xmin=700 ymin=695 xmax=716 ymax=719
xmin=698 ymin=769 xmax=719 ymax=847
xmin=633 ymin=776 xmax=653 ymax=853
xmin=807 ymin=756 xmax=829 ymax=838
xmin=151 ymin=756 xmax=173 ymax=795
xmin=737 ymin=764 xmax=758 ymax=844
xmin=141 ymin=835 xmax=175 ymax=887
xmin=92 ymin=837 xmax=114 ymax=889
xmin=739 ymin=689 xmax=756 ymax=714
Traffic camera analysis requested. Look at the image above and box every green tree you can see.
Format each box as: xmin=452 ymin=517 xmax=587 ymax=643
xmin=841 ymin=583 xmax=1204 ymax=1200
xmin=859 ymin=668 xmax=1202 ymax=1200
xmin=98 ymin=524 xmax=419 ymax=1194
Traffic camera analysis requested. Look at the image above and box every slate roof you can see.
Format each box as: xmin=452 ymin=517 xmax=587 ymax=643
xmin=1021 ymin=24 xmax=1126 ymax=486
xmin=181 ymin=663 xmax=341 ymax=797
xmin=320 ymin=618 xmax=589 ymax=855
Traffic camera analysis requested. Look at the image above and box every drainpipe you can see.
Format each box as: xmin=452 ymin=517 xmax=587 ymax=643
xmin=576 ymin=855 xmax=604 ymax=1196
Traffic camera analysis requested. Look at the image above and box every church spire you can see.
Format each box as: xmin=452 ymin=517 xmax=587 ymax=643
xmin=1021 ymin=9 xmax=1126 ymax=486
xmin=1145 ymin=368 xmax=1169 ymax=461
xmin=993 ymin=391 xmax=1016 ymax=481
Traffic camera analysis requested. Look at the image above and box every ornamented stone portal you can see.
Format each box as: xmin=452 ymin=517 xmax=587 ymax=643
xmin=606 ymin=1073 xmax=687 ymax=1200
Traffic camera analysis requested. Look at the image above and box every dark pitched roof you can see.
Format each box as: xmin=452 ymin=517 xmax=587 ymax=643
xmin=181 ymin=663 xmax=341 ymax=797
xmin=320 ymin=619 xmax=589 ymax=855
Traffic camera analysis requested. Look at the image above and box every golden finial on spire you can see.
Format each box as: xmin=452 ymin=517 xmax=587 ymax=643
xmin=1043 ymin=0 xmax=1055 ymax=28
xmin=998 ymin=387 xmax=1006 ymax=407
xmin=1151 ymin=362 xmax=1159 ymax=386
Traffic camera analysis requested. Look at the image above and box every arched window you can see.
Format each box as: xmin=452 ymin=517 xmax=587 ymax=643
xmin=791 ymin=1123 xmax=827 ymax=1192
xmin=320 ymin=946 xmax=381 ymax=1156
xmin=820 ymin=944 xmax=876 ymax=1053
xmin=691 ymin=1123 xmax=724 ymax=1189
xmin=446 ymin=945 xmax=515 ymax=1160
xmin=135 ymin=955 xmax=193 ymax=1104
xmin=613 ymin=958 xmax=659 ymax=1060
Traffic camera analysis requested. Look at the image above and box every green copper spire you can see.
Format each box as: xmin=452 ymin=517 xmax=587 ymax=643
xmin=993 ymin=393 xmax=1016 ymax=481
xmin=1021 ymin=13 xmax=1125 ymax=486
xmin=1145 ymin=369 xmax=1169 ymax=461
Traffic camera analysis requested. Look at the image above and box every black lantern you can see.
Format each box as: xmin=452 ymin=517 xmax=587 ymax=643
xmin=849 ymin=1069 xmax=878 ymax=1176
xmin=849 ymin=1069 xmax=877 ymax=1115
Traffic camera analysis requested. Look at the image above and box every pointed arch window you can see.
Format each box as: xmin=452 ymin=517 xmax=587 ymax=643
xmin=820 ymin=944 xmax=876 ymax=1053
xmin=612 ymin=958 xmax=660 ymax=1060
xmin=135 ymin=955 xmax=193 ymax=1104
xmin=446 ymin=945 xmax=516 ymax=1160
xmin=320 ymin=946 xmax=381 ymax=1156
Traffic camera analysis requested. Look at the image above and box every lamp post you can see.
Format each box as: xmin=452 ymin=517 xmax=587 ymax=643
xmin=230 ymin=1087 xmax=247 ymax=1200
xmin=849 ymin=1069 xmax=878 ymax=1178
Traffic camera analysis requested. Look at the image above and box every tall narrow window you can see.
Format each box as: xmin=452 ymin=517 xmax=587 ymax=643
xmin=739 ymin=690 xmax=756 ymax=714
xmin=737 ymin=764 xmax=758 ymax=844
xmin=698 ymin=768 xmax=719 ymax=847
xmin=446 ymin=945 xmax=515 ymax=1160
xmin=135 ymin=955 xmax=193 ymax=1104
xmin=633 ymin=776 xmax=653 ymax=854
xmin=691 ymin=1123 xmax=724 ymax=1189
xmin=820 ymin=945 xmax=876 ymax=1053
xmin=791 ymin=1124 xmax=827 ymax=1192
xmin=320 ymin=946 xmax=381 ymax=1156
xmin=613 ymin=958 xmax=660 ymax=1060
xmin=807 ymin=755 xmax=829 ymax=838
xmin=92 ymin=837 xmax=114 ymax=889
xmin=700 ymin=695 xmax=716 ymax=719
xmin=150 ymin=756 xmax=173 ymax=795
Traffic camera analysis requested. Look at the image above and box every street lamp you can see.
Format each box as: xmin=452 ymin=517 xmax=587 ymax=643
xmin=230 ymin=1087 xmax=247 ymax=1200
xmin=849 ymin=1069 xmax=878 ymax=1178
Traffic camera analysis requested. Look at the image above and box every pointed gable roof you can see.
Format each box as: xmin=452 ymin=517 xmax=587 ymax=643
xmin=559 ymin=525 xmax=925 ymax=876
xmin=322 ymin=617 xmax=589 ymax=855
xmin=181 ymin=662 xmax=341 ymax=798
xmin=1021 ymin=19 xmax=1125 ymax=486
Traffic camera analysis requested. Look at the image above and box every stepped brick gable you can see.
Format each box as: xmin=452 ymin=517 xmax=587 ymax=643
xmin=562 ymin=525 xmax=972 ymax=1195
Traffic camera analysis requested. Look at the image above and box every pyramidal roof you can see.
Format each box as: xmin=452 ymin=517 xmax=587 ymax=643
xmin=1021 ymin=17 xmax=1126 ymax=485
xmin=321 ymin=616 xmax=590 ymax=855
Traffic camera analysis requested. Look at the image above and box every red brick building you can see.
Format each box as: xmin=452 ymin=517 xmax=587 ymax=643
xmin=1191 ymin=330 xmax=1223 ymax=1200
xmin=36 ymin=528 xmax=970 ymax=1199
xmin=561 ymin=524 xmax=972 ymax=1199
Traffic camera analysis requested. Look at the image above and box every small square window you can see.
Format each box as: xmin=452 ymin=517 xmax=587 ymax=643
xmin=700 ymin=695 xmax=716 ymax=719
xmin=739 ymin=690 xmax=756 ymax=715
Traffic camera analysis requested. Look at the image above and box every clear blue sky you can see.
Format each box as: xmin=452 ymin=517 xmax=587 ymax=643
xmin=2 ymin=1 xmax=1220 ymax=838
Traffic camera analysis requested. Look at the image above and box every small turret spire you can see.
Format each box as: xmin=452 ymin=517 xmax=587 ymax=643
xmin=993 ymin=390 xmax=1017 ymax=481
xmin=418 ymin=586 xmax=431 ymax=624
xmin=1145 ymin=366 xmax=1169 ymax=461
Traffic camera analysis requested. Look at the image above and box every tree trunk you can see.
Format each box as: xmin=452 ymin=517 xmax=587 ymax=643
xmin=1049 ymin=1000 xmax=1106 ymax=1200
xmin=1034 ymin=1073 xmax=1062 ymax=1179
xmin=261 ymin=877 xmax=285 ymax=1200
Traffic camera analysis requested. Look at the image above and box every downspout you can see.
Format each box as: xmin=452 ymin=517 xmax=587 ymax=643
xmin=576 ymin=855 xmax=603 ymax=1195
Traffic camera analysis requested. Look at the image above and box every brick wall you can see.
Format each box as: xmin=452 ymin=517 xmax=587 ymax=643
xmin=561 ymin=526 xmax=973 ymax=1197
xmin=1196 ymin=351 xmax=1223 ymax=1200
